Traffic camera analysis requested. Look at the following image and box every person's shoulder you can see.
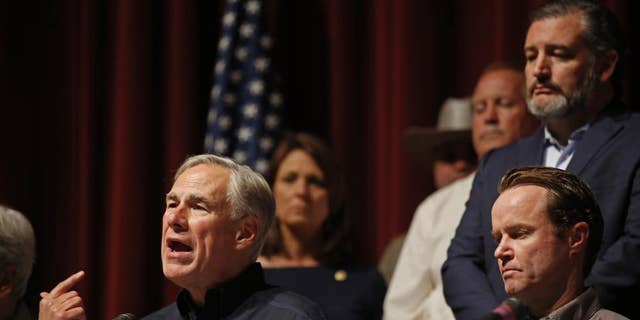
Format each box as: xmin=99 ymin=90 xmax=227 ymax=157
xmin=342 ymin=264 xmax=386 ymax=283
xmin=597 ymin=100 xmax=640 ymax=128
xmin=627 ymin=110 xmax=640 ymax=120
xmin=257 ymin=255 xmax=276 ymax=268
xmin=13 ymin=300 xmax=36 ymax=320
xmin=246 ymin=287 xmax=327 ymax=320
xmin=591 ymin=308 xmax=630 ymax=320
xmin=432 ymin=172 xmax=475 ymax=197
xmin=142 ymin=303 xmax=179 ymax=320
xmin=413 ymin=172 xmax=476 ymax=225
xmin=487 ymin=131 xmax=541 ymax=161
xmin=476 ymin=129 xmax=543 ymax=179
xmin=621 ymin=110 xmax=640 ymax=128
xmin=338 ymin=264 xmax=387 ymax=299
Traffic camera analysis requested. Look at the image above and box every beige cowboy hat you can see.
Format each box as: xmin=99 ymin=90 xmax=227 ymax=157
xmin=403 ymin=97 xmax=473 ymax=170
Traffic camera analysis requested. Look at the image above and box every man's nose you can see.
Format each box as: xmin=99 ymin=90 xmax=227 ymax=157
xmin=533 ymin=55 xmax=551 ymax=81
xmin=483 ymin=104 xmax=499 ymax=124
xmin=494 ymin=238 xmax=513 ymax=261
xmin=167 ymin=205 xmax=188 ymax=232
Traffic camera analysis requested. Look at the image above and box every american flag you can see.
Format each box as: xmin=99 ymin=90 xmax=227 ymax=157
xmin=204 ymin=0 xmax=284 ymax=174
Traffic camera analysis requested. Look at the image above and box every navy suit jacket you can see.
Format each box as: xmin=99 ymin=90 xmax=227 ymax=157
xmin=442 ymin=101 xmax=640 ymax=320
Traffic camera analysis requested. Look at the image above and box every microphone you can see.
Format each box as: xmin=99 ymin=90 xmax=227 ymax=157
xmin=479 ymin=297 xmax=530 ymax=320
xmin=112 ymin=313 xmax=138 ymax=320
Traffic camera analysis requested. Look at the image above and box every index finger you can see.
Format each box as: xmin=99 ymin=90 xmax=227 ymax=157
xmin=49 ymin=271 xmax=85 ymax=298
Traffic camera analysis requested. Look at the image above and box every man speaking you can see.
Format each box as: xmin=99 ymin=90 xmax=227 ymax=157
xmin=146 ymin=154 xmax=325 ymax=319
xmin=39 ymin=155 xmax=326 ymax=320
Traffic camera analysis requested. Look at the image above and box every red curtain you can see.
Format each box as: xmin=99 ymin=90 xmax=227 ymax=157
xmin=0 ymin=0 xmax=635 ymax=319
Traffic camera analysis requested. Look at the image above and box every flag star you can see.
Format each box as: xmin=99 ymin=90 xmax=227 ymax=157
xmin=255 ymin=159 xmax=269 ymax=173
xmin=218 ymin=36 xmax=231 ymax=51
xmin=218 ymin=115 xmax=232 ymax=130
xmin=265 ymin=114 xmax=280 ymax=129
xmin=235 ymin=47 xmax=248 ymax=61
xmin=269 ymin=92 xmax=283 ymax=108
xmin=249 ymin=80 xmax=264 ymax=95
xmin=214 ymin=140 xmax=228 ymax=154
xmin=214 ymin=61 xmax=225 ymax=75
xmin=240 ymin=23 xmax=255 ymax=38
xmin=245 ymin=0 xmax=261 ymax=15
xmin=254 ymin=57 xmax=269 ymax=72
xmin=243 ymin=103 xmax=259 ymax=118
xmin=260 ymin=137 xmax=274 ymax=150
xmin=204 ymin=134 xmax=214 ymax=150
xmin=210 ymin=86 xmax=221 ymax=99
xmin=230 ymin=70 xmax=243 ymax=84
xmin=260 ymin=36 xmax=272 ymax=49
xmin=238 ymin=127 xmax=253 ymax=142
xmin=207 ymin=109 xmax=217 ymax=124
xmin=222 ymin=13 xmax=236 ymax=27
xmin=223 ymin=93 xmax=236 ymax=106
xmin=233 ymin=151 xmax=247 ymax=163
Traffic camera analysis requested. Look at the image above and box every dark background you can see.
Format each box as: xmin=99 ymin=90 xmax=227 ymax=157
xmin=0 ymin=0 xmax=637 ymax=318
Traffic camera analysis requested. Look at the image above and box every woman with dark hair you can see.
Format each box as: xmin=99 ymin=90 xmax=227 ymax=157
xmin=259 ymin=132 xmax=386 ymax=320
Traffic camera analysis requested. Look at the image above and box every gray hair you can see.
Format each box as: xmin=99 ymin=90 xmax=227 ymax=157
xmin=529 ymin=0 xmax=626 ymax=94
xmin=0 ymin=205 xmax=36 ymax=298
xmin=174 ymin=154 xmax=275 ymax=260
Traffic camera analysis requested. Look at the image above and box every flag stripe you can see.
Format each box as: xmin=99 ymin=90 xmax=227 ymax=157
xmin=205 ymin=0 xmax=283 ymax=174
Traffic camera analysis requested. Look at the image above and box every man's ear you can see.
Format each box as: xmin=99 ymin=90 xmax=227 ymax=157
xmin=0 ymin=269 xmax=15 ymax=299
xmin=568 ymin=221 xmax=590 ymax=255
xmin=596 ymin=50 xmax=618 ymax=82
xmin=235 ymin=215 xmax=258 ymax=250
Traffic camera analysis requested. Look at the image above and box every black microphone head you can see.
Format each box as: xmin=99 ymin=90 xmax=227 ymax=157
xmin=479 ymin=297 xmax=531 ymax=320
xmin=502 ymin=297 xmax=530 ymax=320
xmin=112 ymin=313 xmax=138 ymax=320
xmin=478 ymin=313 xmax=503 ymax=320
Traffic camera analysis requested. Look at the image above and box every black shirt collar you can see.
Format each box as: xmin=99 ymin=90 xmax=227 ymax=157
xmin=176 ymin=263 xmax=269 ymax=320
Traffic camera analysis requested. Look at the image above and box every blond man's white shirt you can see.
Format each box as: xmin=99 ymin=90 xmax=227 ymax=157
xmin=383 ymin=173 xmax=475 ymax=320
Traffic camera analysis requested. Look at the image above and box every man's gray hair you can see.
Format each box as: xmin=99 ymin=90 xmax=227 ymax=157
xmin=174 ymin=154 xmax=275 ymax=259
xmin=0 ymin=205 xmax=36 ymax=298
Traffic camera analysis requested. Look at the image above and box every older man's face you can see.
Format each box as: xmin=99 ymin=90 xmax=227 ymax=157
xmin=471 ymin=69 xmax=539 ymax=159
xmin=161 ymin=164 xmax=241 ymax=290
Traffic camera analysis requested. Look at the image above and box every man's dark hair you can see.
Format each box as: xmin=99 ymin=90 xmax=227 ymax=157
xmin=529 ymin=0 xmax=627 ymax=95
xmin=498 ymin=166 xmax=604 ymax=278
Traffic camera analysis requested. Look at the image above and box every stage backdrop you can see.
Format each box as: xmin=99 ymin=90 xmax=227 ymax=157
xmin=0 ymin=0 xmax=636 ymax=319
